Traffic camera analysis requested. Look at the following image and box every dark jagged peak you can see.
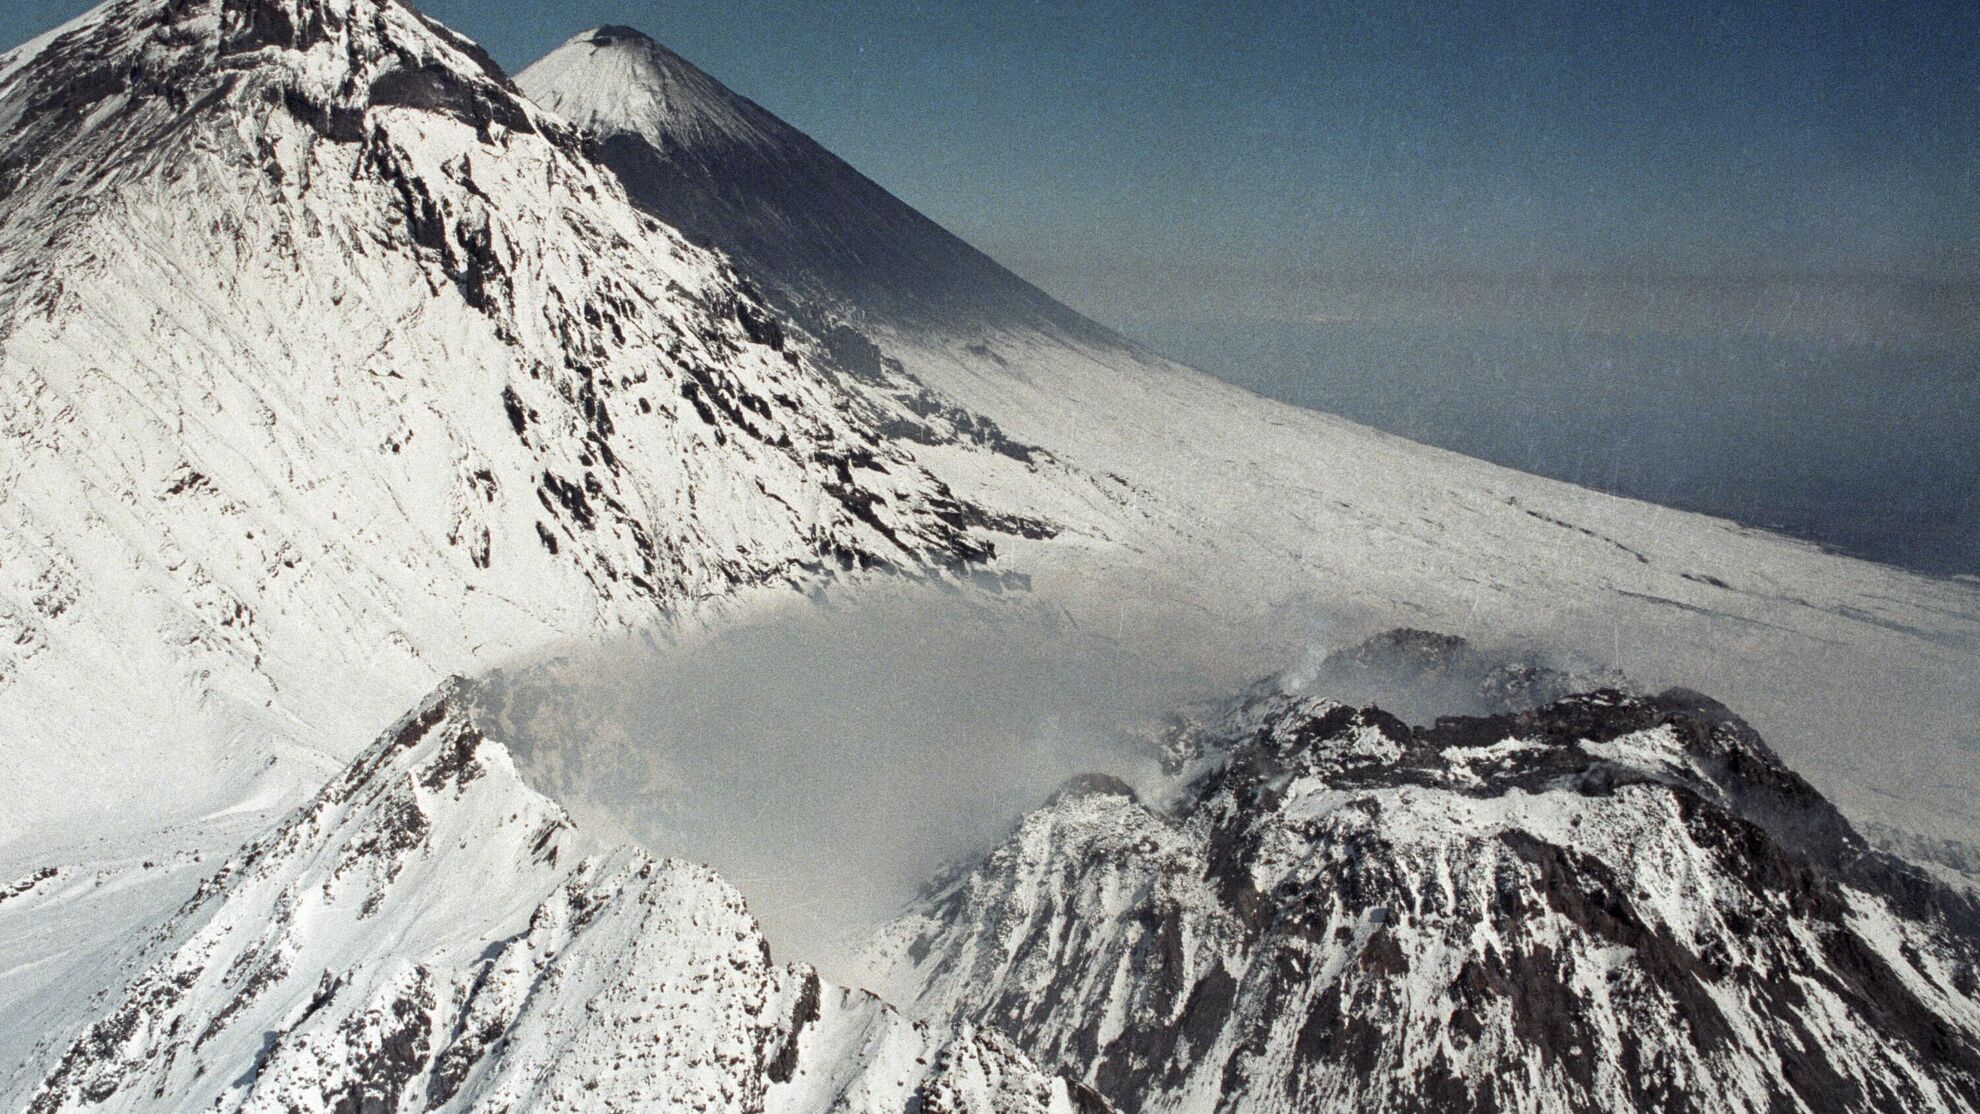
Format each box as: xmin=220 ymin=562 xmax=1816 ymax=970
xmin=1309 ymin=627 xmax=1630 ymax=719
xmin=867 ymin=682 xmax=1980 ymax=1113
xmin=1156 ymin=628 xmax=1631 ymax=777
xmin=517 ymin=24 xmax=1119 ymax=339
xmin=1048 ymin=772 xmax=1141 ymax=806
xmin=586 ymin=24 xmax=656 ymax=46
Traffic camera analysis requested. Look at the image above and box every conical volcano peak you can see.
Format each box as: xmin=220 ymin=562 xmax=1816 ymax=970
xmin=517 ymin=27 xmax=1112 ymax=335
xmin=522 ymin=23 xmax=781 ymax=150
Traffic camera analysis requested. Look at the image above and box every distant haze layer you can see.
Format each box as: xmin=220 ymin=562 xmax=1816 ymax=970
xmin=1119 ymin=310 xmax=1978 ymax=576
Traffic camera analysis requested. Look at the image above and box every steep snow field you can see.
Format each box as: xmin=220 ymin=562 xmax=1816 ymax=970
xmin=0 ymin=0 xmax=1049 ymax=855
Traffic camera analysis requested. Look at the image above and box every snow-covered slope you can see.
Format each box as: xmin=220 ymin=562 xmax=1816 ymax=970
xmin=518 ymin=26 xmax=1980 ymax=869
xmin=0 ymin=0 xmax=1060 ymax=852
xmin=9 ymin=678 xmax=1109 ymax=1113
xmin=863 ymin=680 xmax=1980 ymax=1113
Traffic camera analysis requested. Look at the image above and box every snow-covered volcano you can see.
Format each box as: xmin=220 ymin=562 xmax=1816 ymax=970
xmin=0 ymin=0 xmax=1061 ymax=853
xmin=517 ymin=25 xmax=1105 ymax=339
xmin=1 ymin=2 xmax=1977 ymax=1110
xmin=519 ymin=24 xmax=1980 ymax=875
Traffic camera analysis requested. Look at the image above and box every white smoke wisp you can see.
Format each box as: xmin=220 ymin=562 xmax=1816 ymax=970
xmin=474 ymin=585 xmax=1281 ymax=978
xmin=1274 ymin=607 xmax=1339 ymax=695
xmin=472 ymin=581 xmax=1656 ymax=979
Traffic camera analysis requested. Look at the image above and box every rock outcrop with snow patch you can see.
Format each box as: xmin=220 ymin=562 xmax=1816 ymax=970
xmin=864 ymin=686 xmax=1980 ymax=1113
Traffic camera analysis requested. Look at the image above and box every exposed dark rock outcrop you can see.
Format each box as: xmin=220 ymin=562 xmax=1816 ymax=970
xmin=868 ymin=680 xmax=1980 ymax=1113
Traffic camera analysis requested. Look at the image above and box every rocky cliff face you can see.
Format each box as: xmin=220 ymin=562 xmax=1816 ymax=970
xmin=865 ymin=683 xmax=1980 ymax=1113
xmin=16 ymin=679 xmax=1110 ymax=1113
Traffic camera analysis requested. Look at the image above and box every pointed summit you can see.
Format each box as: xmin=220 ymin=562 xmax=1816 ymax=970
xmin=587 ymin=24 xmax=654 ymax=41
xmin=520 ymin=24 xmax=786 ymax=151
xmin=519 ymin=27 xmax=1109 ymax=338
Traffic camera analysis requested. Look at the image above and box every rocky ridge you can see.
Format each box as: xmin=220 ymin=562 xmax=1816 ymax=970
xmin=866 ymin=682 xmax=1980 ymax=1113
xmin=16 ymin=678 xmax=1111 ymax=1113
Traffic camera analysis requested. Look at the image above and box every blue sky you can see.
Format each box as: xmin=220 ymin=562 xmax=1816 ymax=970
xmin=495 ymin=4 xmax=1975 ymax=312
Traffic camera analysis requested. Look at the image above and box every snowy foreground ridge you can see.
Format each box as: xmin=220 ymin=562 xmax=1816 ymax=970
xmin=0 ymin=0 xmax=1977 ymax=1110
xmin=12 ymin=652 xmax=1979 ymax=1112
xmin=18 ymin=681 xmax=1109 ymax=1113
